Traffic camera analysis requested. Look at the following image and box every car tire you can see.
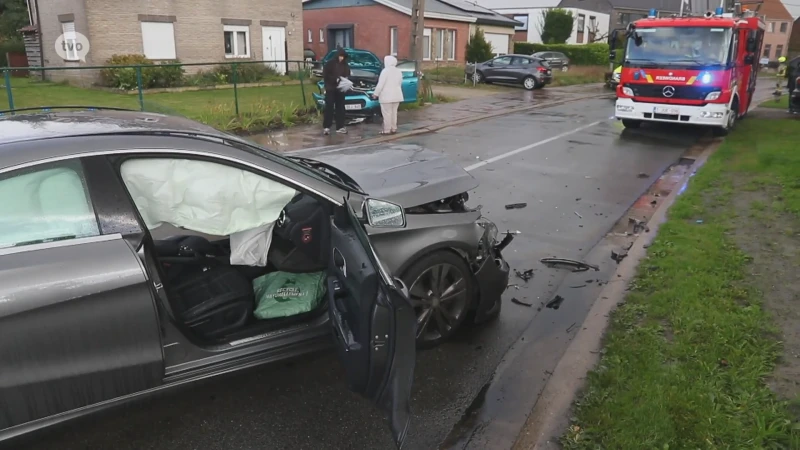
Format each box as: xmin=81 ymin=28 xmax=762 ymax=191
xmin=561 ymin=65 xmax=569 ymax=72
xmin=473 ymin=71 xmax=484 ymax=84
xmin=401 ymin=250 xmax=475 ymax=349
xmin=523 ymin=76 xmax=537 ymax=91
xmin=622 ymin=119 xmax=642 ymax=129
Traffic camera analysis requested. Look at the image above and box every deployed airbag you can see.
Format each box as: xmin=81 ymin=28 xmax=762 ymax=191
xmin=120 ymin=158 xmax=297 ymax=236
xmin=252 ymin=271 xmax=327 ymax=319
xmin=229 ymin=223 xmax=274 ymax=267
xmin=0 ymin=167 xmax=100 ymax=248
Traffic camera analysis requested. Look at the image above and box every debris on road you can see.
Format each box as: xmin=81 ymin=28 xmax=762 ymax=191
xmin=611 ymin=248 xmax=628 ymax=263
xmin=540 ymin=257 xmax=600 ymax=272
xmin=570 ymin=284 xmax=587 ymax=288
xmin=696 ymin=219 xmax=704 ymax=224
xmin=574 ymin=211 xmax=583 ymax=219
xmin=629 ymin=217 xmax=648 ymax=234
xmin=505 ymin=203 xmax=527 ymax=210
xmin=507 ymin=283 xmax=521 ymax=290
xmin=511 ymin=298 xmax=533 ymax=307
xmin=546 ymin=295 xmax=565 ymax=310
xmin=566 ymin=322 xmax=577 ymax=333
xmin=515 ymin=269 xmax=535 ymax=282
xmin=638 ymin=172 xmax=649 ymax=178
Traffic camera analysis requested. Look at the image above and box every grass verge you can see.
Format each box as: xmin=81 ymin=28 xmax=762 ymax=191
xmin=1 ymin=77 xmax=316 ymax=132
xmin=761 ymin=95 xmax=789 ymax=109
xmin=562 ymin=115 xmax=800 ymax=449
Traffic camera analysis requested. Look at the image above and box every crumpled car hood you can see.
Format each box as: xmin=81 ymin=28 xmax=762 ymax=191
xmin=307 ymin=143 xmax=478 ymax=207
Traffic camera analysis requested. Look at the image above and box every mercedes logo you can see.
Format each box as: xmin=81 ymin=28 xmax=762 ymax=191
xmin=662 ymin=86 xmax=676 ymax=98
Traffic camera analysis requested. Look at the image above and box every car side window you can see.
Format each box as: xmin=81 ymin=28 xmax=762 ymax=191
xmin=494 ymin=56 xmax=513 ymax=66
xmin=512 ymin=57 xmax=531 ymax=65
xmin=0 ymin=160 xmax=100 ymax=249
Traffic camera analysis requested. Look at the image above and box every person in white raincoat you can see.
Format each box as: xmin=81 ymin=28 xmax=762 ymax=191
xmin=371 ymin=55 xmax=404 ymax=135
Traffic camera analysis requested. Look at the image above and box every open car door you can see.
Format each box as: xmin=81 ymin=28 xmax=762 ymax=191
xmin=327 ymin=201 xmax=416 ymax=448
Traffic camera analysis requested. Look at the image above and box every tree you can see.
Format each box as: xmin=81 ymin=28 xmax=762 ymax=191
xmin=465 ymin=28 xmax=494 ymax=63
xmin=0 ymin=0 xmax=29 ymax=41
xmin=537 ymin=8 xmax=574 ymax=44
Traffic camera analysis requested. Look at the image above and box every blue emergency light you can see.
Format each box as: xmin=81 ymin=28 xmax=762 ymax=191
xmin=648 ymin=8 xmax=657 ymax=18
xmin=700 ymin=72 xmax=712 ymax=84
xmin=715 ymin=7 xmax=724 ymax=15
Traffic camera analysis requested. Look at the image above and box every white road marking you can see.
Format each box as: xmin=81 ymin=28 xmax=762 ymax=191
xmin=463 ymin=120 xmax=604 ymax=172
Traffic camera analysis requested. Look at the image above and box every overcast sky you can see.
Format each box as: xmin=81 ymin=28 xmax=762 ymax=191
xmin=783 ymin=0 xmax=800 ymax=18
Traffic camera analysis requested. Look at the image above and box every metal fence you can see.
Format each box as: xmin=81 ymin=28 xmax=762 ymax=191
xmin=0 ymin=59 xmax=318 ymax=120
xmin=424 ymin=60 xmax=477 ymax=86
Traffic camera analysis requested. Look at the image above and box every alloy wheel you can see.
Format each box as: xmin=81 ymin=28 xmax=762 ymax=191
xmin=409 ymin=263 xmax=469 ymax=344
xmin=474 ymin=72 xmax=483 ymax=83
xmin=523 ymin=77 xmax=536 ymax=90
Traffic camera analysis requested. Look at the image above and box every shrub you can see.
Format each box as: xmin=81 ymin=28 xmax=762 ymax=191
xmin=214 ymin=63 xmax=283 ymax=83
xmin=100 ymin=54 xmax=185 ymax=90
xmin=513 ymin=42 xmax=609 ymax=66
xmin=539 ymin=8 xmax=574 ymax=44
xmin=466 ymin=29 xmax=494 ymax=63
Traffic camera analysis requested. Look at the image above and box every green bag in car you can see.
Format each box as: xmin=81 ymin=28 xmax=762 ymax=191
xmin=252 ymin=271 xmax=327 ymax=319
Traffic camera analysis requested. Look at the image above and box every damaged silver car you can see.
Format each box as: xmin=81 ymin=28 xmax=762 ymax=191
xmin=0 ymin=109 xmax=511 ymax=447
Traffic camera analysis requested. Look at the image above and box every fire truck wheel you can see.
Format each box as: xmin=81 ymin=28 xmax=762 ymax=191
xmin=713 ymin=98 xmax=739 ymax=137
xmin=621 ymin=119 xmax=641 ymax=129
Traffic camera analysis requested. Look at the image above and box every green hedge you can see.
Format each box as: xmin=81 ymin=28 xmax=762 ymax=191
xmin=100 ymin=54 xmax=185 ymax=90
xmin=513 ymin=43 xmax=609 ymax=66
xmin=0 ymin=40 xmax=25 ymax=68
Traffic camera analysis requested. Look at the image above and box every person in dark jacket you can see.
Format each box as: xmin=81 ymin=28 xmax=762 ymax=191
xmin=322 ymin=48 xmax=351 ymax=135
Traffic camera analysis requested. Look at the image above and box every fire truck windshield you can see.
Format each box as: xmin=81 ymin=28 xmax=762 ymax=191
xmin=625 ymin=26 xmax=732 ymax=68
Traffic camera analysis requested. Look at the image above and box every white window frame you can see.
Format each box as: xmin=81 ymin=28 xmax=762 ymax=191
xmin=61 ymin=21 xmax=79 ymax=61
xmin=390 ymin=26 xmax=398 ymax=56
xmin=140 ymin=22 xmax=177 ymax=60
xmin=320 ymin=28 xmax=325 ymax=42
xmin=513 ymin=15 xmax=528 ymax=31
xmin=436 ymin=29 xmax=445 ymax=60
xmin=423 ymin=28 xmax=432 ymax=61
xmin=308 ymin=28 xmax=312 ymax=43
xmin=768 ymin=21 xmax=775 ymax=33
xmin=224 ymin=25 xmax=250 ymax=58
xmin=447 ymin=29 xmax=456 ymax=60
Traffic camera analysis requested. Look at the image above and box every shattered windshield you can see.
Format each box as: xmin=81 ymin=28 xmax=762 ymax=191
xmin=625 ymin=27 xmax=732 ymax=67
xmin=325 ymin=50 xmax=381 ymax=69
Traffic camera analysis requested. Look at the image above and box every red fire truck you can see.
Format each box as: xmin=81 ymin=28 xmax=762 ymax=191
xmin=611 ymin=3 xmax=765 ymax=136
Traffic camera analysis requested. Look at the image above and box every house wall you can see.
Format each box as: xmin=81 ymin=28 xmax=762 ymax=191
xmin=762 ymin=19 xmax=794 ymax=61
xmin=303 ymin=3 xmax=470 ymax=63
xmin=38 ymin=0 xmax=97 ymax=85
xmin=491 ymin=7 xmax=608 ymax=44
xmin=37 ymin=0 xmax=305 ymax=85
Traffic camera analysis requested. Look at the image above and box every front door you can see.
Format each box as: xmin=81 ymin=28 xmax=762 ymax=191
xmin=328 ymin=28 xmax=353 ymax=52
xmin=262 ymin=26 xmax=287 ymax=75
xmin=327 ymin=202 xmax=416 ymax=448
xmin=0 ymin=158 xmax=163 ymax=431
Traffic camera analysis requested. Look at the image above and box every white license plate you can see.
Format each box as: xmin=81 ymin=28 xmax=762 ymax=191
xmin=654 ymin=106 xmax=679 ymax=115
xmin=345 ymin=104 xmax=362 ymax=110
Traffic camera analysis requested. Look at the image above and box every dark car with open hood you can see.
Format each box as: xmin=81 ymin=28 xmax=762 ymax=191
xmin=0 ymin=107 xmax=512 ymax=447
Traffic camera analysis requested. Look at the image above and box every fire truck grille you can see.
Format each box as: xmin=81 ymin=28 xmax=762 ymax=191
xmin=630 ymin=84 xmax=719 ymax=101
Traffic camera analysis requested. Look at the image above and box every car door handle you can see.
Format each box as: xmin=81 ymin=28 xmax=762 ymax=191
xmin=333 ymin=247 xmax=347 ymax=276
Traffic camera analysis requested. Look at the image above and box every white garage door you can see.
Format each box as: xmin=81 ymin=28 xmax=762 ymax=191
xmin=484 ymin=33 xmax=510 ymax=57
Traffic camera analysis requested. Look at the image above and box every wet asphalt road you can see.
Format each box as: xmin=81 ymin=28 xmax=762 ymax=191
xmin=21 ymin=97 xmax=706 ymax=450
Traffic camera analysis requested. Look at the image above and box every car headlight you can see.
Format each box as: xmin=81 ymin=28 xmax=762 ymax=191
xmin=622 ymin=86 xmax=634 ymax=96
xmin=705 ymin=91 xmax=721 ymax=101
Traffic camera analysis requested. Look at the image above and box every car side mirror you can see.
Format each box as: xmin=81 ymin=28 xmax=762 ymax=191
xmin=746 ymin=36 xmax=757 ymax=53
xmin=609 ymin=50 xmax=617 ymax=62
xmin=487 ymin=61 xmax=494 ymax=67
xmin=609 ymin=29 xmax=618 ymax=48
xmin=744 ymin=54 xmax=754 ymax=65
xmin=364 ymin=198 xmax=406 ymax=228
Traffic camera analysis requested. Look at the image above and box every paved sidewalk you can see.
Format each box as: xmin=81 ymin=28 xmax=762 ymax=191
xmin=247 ymin=83 xmax=608 ymax=152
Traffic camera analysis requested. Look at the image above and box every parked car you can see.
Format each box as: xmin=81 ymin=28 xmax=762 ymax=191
xmin=471 ymin=54 xmax=553 ymax=90
xmin=531 ymin=51 xmax=570 ymax=72
xmin=311 ymin=48 xmax=420 ymax=124
xmin=0 ymin=108 xmax=512 ymax=446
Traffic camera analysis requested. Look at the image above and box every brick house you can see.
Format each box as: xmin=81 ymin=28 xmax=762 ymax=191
xmin=302 ymin=0 xmax=519 ymax=66
xmin=757 ymin=0 xmax=794 ymax=61
xmin=27 ymin=0 xmax=305 ymax=85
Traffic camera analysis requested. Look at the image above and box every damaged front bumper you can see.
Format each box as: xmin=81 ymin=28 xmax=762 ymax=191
xmin=472 ymin=219 xmax=513 ymax=323
xmin=312 ymin=90 xmax=381 ymax=123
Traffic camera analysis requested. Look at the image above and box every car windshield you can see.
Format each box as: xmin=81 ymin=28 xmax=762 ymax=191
xmin=625 ymin=26 xmax=732 ymax=67
xmin=325 ymin=50 xmax=381 ymax=68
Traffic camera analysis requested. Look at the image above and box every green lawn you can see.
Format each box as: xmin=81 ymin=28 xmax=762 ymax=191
xmin=562 ymin=115 xmax=800 ymax=449
xmin=1 ymin=78 xmax=316 ymax=130
xmin=761 ymin=95 xmax=789 ymax=109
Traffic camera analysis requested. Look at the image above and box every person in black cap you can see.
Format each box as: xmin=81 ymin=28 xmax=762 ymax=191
xmin=322 ymin=48 xmax=351 ymax=135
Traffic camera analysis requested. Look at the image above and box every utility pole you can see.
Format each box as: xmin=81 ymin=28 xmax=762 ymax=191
xmin=410 ymin=0 xmax=426 ymax=73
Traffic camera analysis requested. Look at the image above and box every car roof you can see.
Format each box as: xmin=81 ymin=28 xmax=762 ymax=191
xmin=0 ymin=109 xmax=253 ymax=168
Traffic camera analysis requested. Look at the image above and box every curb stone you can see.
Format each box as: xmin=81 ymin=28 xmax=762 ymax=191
xmin=510 ymin=137 xmax=722 ymax=450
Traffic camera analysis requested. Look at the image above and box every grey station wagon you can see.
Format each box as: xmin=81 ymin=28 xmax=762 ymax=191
xmin=0 ymin=109 xmax=512 ymax=447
